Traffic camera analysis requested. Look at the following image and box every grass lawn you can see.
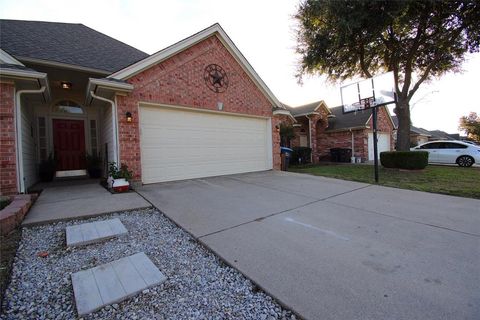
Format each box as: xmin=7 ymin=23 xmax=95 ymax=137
xmin=289 ymin=163 xmax=480 ymax=199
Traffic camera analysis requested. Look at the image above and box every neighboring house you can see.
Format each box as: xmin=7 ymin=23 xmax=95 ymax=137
xmin=286 ymin=101 xmax=395 ymax=162
xmin=428 ymin=130 xmax=460 ymax=141
xmin=391 ymin=116 xmax=459 ymax=146
xmin=0 ymin=19 xmax=294 ymax=195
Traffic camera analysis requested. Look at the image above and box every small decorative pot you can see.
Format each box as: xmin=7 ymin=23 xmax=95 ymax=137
xmin=107 ymin=176 xmax=114 ymax=189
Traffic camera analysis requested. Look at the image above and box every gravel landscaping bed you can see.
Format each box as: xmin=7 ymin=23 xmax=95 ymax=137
xmin=0 ymin=208 xmax=296 ymax=320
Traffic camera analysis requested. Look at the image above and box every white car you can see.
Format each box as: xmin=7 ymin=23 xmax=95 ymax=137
xmin=411 ymin=140 xmax=480 ymax=167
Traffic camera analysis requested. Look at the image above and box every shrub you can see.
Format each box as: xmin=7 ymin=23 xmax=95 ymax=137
xmin=290 ymin=147 xmax=312 ymax=165
xmin=380 ymin=151 xmax=429 ymax=170
xmin=108 ymin=162 xmax=133 ymax=181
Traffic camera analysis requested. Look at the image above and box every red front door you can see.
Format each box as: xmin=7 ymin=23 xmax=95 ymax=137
xmin=53 ymin=119 xmax=86 ymax=171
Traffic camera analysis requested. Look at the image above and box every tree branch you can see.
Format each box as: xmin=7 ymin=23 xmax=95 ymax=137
xmin=407 ymin=62 xmax=436 ymax=101
xmin=358 ymin=40 xmax=372 ymax=78
xmin=403 ymin=16 xmax=428 ymax=96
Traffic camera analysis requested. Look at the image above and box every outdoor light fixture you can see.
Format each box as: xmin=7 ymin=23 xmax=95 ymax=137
xmin=61 ymin=81 xmax=72 ymax=89
xmin=126 ymin=112 xmax=132 ymax=123
xmin=275 ymin=125 xmax=280 ymax=132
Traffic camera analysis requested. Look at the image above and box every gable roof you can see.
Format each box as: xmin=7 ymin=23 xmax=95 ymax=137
xmin=326 ymin=106 xmax=372 ymax=132
xmin=391 ymin=116 xmax=432 ymax=137
xmin=287 ymin=100 xmax=331 ymax=116
xmin=412 ymin=126 xmax=432 ymax=137
xmin=109 ymin=23 xmax=284 ymax=109
xmin=429 ymin=130 xmax=459 ymax=140
xmin=0 ymin=19 xmax=149 ymax=73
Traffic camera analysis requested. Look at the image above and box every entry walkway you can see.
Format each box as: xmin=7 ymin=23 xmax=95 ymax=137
xmin=23 ymin=180 xmax=150 ymax=226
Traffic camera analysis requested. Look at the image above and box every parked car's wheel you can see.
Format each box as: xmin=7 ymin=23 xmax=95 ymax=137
xmin=456 ymin=155 xmax=474 ymax=167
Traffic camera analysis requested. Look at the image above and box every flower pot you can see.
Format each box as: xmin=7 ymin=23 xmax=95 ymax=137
xmin=107 ymin=176 xmax=114 ymax=189
xmin=112 ymin=178 xmax=129 ymax=193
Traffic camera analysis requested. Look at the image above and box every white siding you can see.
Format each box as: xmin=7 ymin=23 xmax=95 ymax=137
xmin=21 ymin=104 xmax=38 ymax=190
xmin=100 ymin=105 xmax=115 ymax=167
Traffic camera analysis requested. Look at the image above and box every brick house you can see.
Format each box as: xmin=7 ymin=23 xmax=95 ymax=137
xmin=286 ymin=101 xmax=395 ymax=163
xmin=0 ymin=20 xmax=295 ymax=195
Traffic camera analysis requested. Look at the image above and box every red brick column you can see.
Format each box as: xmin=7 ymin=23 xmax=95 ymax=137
xmin=273 ymin=114 xmax=296 ymax=170
xmin=0 ymin=83 xmax=18 ymax=195
xmin=272 ymin=117 xmax=282 ymax=170
xmin=116 ymin=95 xmax=142 ymax=183
xmin=308 ymin=114 xmax=321 ymax=164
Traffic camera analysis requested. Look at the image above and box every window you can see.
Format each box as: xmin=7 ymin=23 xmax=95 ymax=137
xmin=38 ymin=117 xmax=47 ymax=160
xmin=445 ymin=142 xmax=468 ymax=149
xmin=420 ymin=142 xmax=443 ymax=149
xmin=90 ymin=120 xmax=98 ymax=155
xmin=53 ymin=100 xmax=84 ymax=114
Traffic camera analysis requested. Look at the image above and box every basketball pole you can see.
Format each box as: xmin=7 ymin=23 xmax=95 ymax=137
xmin=372 ymin=106 xmax=379 ymax=183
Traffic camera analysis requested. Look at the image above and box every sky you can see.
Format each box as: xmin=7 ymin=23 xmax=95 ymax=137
xmin=1 ymin=0 xmax=478 ymax=133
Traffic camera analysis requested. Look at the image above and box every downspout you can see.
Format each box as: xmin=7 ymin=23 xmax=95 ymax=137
xmin=350 ymin=129 xmax=355 ymax=163
xmin=15 ymin=86 xmax=46 ymax=193
xmin=89 ymin=91 xmax=119 ymax=166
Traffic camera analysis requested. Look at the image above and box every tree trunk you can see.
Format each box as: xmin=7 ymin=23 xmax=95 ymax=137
xmin=395 ymin=97 xmax=411 ymax=151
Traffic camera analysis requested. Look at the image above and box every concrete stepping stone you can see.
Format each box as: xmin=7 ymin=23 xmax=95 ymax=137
xmin=66 ymin=218 xmax=127 ymax=247
xmin=71 ymin=252 xmax=167 ymax=316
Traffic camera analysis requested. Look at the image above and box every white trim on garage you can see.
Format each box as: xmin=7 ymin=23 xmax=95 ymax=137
xmin=138 ymin=103 xmax=273 ymax=184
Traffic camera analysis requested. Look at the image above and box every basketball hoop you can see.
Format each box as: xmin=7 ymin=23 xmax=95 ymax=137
xmin=339 ymin=72 xmax=397 ymax=183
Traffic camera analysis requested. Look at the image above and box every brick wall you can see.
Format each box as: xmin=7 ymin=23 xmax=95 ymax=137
xmin=310 ymin=106 xmax=393 ymax=162
xmin=317 ymin=130 xmax=368 ymax=161
xmin=273 ymin=114 xmax=294 ymax=169
xmin=0 ymin=83 xmax=17 ymax=195
xmin=368 ymin=106 xmax=395 ymax=150
xmin=116 ymin=35 xmax=275 ymax=181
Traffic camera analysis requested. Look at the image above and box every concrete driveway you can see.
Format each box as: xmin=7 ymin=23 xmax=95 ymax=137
xmin=138 ymin=171 xmax=480 ymax=320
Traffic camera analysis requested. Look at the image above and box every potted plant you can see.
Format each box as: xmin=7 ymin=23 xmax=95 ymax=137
xmin=38 ymin=153 xmax=56 ymax=182
xmin=108 ymin=162 xmax=132 ymax=192
xmin=86 ymin=152 xmax=103 ymax=178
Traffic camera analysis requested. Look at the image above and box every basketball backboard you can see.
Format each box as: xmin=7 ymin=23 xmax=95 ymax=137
xmin=341 ymin=71 xmax=396 ymax=113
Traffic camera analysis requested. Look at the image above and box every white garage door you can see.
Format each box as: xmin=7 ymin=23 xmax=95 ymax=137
xmin=368 ymin=132 xmax=391 ymax=161
xmin=139 ymin=105 xmax=272 ymax=184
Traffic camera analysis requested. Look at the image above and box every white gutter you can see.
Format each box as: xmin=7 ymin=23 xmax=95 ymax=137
xmin=15 ymin=86 xmax=47 ymax=193
xmin=272 ymin=109 xmax=297 ymax=123
xmin=89 ymin=91 xmax=120 ymax=165
xmin=88 ymin=78 xmax=134 ymax=92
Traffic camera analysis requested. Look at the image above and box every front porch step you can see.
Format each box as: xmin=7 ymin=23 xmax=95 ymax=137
xmin=66 ymin=218 xmax=128 ymax=247
xmin=71 ymin=252 xmax=166 ymax=316
xmin=55 ymin=169 xmax=87 ymax=178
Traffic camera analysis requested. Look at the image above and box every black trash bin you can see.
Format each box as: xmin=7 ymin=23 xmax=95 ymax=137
xmin=338 ymin=148 xmax=352 ymax=162
xmin=281 ymin=147 xmax=293 ymax=171
xmin=330 ymin=148 xmax=341 ymax=162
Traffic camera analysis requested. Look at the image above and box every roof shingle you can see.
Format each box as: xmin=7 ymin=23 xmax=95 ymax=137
xmin=326 ymin=106 xmax=371 ymax=131
xmin=287 ymin=100 xmax=325 ymax=116
xmin=0 ymin=19 xmax=149 ymax=73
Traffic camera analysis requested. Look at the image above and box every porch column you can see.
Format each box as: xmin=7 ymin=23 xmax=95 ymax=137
xmin=272 ymin=117 xmax=281 ymax=170
xmin=308 ymin=114 xmax=321 ymax=164
xmin=0 ymin=82 xmax=18 ymax=195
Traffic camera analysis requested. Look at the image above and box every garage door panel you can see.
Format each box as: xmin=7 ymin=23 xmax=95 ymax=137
xmin=139 ymin=105 xmax=271 ymax=184
xmin=368 ymin=133 xmax=391 ymax=161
